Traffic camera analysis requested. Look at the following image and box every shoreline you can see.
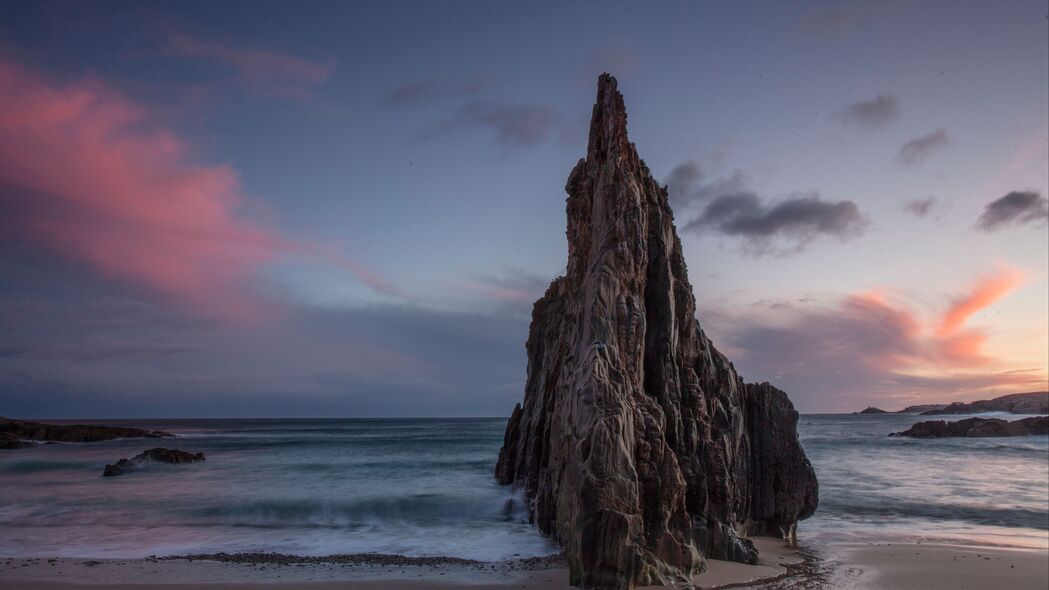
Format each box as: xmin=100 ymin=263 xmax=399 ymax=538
xmin=6 ymin=538 xmax=1045 ymax=589
xmin=0 ymin=538 xmax=805 ymax=589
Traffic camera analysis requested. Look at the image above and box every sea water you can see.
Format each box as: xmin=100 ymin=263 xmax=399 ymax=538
xmin=0 ymin=414 xmax=1046 ymax=559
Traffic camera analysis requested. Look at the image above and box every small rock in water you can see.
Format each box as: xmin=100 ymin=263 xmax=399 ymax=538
xmin=102 ymin=448 xmax=206 ymax=477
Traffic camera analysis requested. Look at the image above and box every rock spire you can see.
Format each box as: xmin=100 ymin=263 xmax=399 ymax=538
xmin=495 ymin=74 xmax=817 ymax=589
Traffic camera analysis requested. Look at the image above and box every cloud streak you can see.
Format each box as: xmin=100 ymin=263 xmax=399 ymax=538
xmin=426 ymin=100 xmax=562 ymax=149
xmin=938 ymin=268 xmax=1024 ymax=337
xmin=384 ymin=77 xmax=488 ymax=106
xmin=897 ymin=128 xmax=950 ymax=166
xmin=975 ymin=191 xmax=1049 ymax=231
xmin=835 ymin=94 xmax=899 ymax=128
xmin=167 ymin=32 xmax=334 ymax=99
xmin=903 ymin=196 xmax=938 ymax=218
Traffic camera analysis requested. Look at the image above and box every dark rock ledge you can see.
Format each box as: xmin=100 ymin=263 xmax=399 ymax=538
xmin=1 ymin=417 xmax=173 ymax=449
xmin=890 ymin=416 xmax=1049 ymax=438
xmin=103 ymin=448 xmax=206 ymax=476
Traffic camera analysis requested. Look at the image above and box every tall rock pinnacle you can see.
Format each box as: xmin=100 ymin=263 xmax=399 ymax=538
xmin=495 ymin=74 xmax=818 ymax=590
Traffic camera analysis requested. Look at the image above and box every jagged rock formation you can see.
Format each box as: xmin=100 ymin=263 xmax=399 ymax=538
xmin=890 ymin=416 xmax=1049 ymax=438
xmin=103 ymin=448 xmax=206 ymax=476
xmin=495 ymin=74 xmax=817 ymax=590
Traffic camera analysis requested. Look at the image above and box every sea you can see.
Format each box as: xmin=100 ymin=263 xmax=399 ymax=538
xmin=1 ymin=413 xmax=1046 ymax=560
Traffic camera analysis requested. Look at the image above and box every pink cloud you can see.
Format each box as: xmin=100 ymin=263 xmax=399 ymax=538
xmin=937 ymin=267 xmax=1024 ymax=336
xmin=827 ymin=270 xmax=1025 ymax=372
xmin=0 ymin=53 xmax=381 ymax=320
xmin=862 ymin=274 xmax=1022 ymax=371
xmin=708 ymin=269 xmax=1042 ymax=410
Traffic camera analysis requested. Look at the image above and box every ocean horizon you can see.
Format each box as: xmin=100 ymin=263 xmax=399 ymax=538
xmin=3 ymin=412 xmax=1046 ymax=562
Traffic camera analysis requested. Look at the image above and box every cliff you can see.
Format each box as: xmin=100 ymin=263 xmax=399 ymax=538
xmin=495 ymin=74 xmax=817 ymax=590
xmin=919 ymin=392 xmax=1049 ymax=415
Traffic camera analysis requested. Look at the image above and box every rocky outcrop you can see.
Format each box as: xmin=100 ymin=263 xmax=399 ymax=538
xmin=890 ymin=416 xmax=1049 ymax=438
xmin=919 ymin=392 xmax=1049 ymax=415
xmin=0 ymin=417 xmax=172 ymax=444
xmin=102 ymin=448 xmax=205 ymax=476
xmin=743 ymin=383 xmax=819 ymax=540
xmin=855 ymin=407 xmax=887 ymax=414
xmin=495 ymin=74 xmax=817 ymax=590
xmin=1 ymin=435 xmax=37 ymax=449
xmin=895 ymin=404 xmax=947 ymax=414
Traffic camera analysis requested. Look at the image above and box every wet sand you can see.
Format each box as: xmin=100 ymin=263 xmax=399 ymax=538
xmin=838 ymin=542 xmax=1049 ymax=590
xmin=2 ymin=538 xmax=1046 ymax=589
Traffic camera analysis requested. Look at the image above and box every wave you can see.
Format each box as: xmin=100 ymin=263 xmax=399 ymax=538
xmin=0 ymin=459 xmax=90 ymax=474
xmin=817 ymin=497 xmax=1049 ymax=530
xmin=187 ymin=492 xmax=527 ymax=528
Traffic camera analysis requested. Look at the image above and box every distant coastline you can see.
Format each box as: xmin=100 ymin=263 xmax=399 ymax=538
xmin=855 ymin=391 xmax=1048 ymax=415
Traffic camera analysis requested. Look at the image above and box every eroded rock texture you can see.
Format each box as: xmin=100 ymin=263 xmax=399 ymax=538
xmin=495 ymin=74 xmax=817 ymax=589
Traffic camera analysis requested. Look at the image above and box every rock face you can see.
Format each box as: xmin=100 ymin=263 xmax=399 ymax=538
xmin=103 ymin=448 xmax=206 ymax=477
xmin=0 ymin=417 xmax=172 ymax=446
xmin=919 ymin=392 xmax=1049 ymax=415
xmin=494 ymin=74 xmax=817 ymax=590
xmin=890 ymin=416 xmax=1049 ymax=438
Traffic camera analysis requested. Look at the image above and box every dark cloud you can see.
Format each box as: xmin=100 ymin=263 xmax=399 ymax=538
xmin=665 ymin=160 xmax=747 ymax=208
xmin=794 ymin=0 xmax=886 ymax=36
xmin=389 ymin=76 xmax=562 ymax=150
xmin=664 ymin=161 xmax=868 ymax=255
xmin=903 ymin=196 xmax=938 ymax=218
xmin=0 ymin=247 xmax=530 ymax=418
xmin=685 ymin=191 xmax=867 ymax=255
xmin=897 ymin=128 xmax=950 ymax=166
xmin=975 ymin=191 xmax=1049 ymax=231
xmin=383 ymin=77 xmax=488 ymax=106
xmin=426 ymin=100 xmax=562 ymax=149
xmin=0 ymin=297 xmax=531 ymax=418
xmin=666 ymin=161 xmax=703 ymax=203
xmin=835 ymin=94 xmax=899 ymax=128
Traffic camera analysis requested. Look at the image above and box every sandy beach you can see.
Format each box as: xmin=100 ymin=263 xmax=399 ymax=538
xmin=837 ymin=542 xmax=1049 ymax=590
xmin=3 ymin=538 xmax=1046 ymax=589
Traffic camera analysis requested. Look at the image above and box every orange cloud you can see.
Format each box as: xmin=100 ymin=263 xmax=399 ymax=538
xmin=0 ymin=53 xmax=378 ymax=319
xmin=847 ymin=269 xmax=1027 ymax=373
xmin=712 ymin=270 xmax=1043 ymax=411
xmin=938 ymin=267 xmax=1024 ymax=336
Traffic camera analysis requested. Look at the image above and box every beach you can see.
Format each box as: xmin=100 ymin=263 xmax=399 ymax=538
xmin=3 ymin=539 xmax=1047 ymax=589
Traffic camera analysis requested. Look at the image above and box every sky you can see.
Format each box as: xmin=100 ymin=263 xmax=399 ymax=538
xmin=0 ymin=0 xmax=1046 ymax=417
